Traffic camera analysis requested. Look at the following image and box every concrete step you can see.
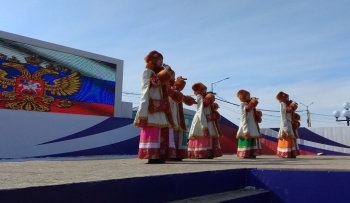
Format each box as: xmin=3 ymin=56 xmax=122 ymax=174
xmin=169 ymin=188 xmax=270 ymax=203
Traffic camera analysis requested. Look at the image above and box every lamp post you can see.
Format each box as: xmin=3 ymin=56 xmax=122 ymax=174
xmin=300 ymin=102 xmax=314 ymax=127
xmin=211 ymin=77 xmax=229 ymax=94
xmin=333 ymin=102 xmax=350 ymax=126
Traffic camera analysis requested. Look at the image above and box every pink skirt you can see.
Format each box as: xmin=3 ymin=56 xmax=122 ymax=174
xmin=138 ymin=126 xmax=176 ymax=159
xmin=187 ymin=136 xmax=212 ymax=159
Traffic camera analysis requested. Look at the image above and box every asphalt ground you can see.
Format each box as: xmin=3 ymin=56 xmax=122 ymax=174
xmin=1 ymin=154 xmax=349 ymax=190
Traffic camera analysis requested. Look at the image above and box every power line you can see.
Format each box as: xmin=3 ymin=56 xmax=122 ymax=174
xmin=122 ymin=90 xmax=336 ymax=127
xmin=123 ymin=91 xmax=295 ymax=114
xmin=262 ymin=113 xmax=281 ymax=118
xmin=299 ymin=102 xmax=314 ymax=127
xmin=311 ymin=113 xmax=333 ymax=117
xmin=216 ymin=96 xmax=239 ymax=106
xmin=216 ymin=95 xmax=306 ymax=113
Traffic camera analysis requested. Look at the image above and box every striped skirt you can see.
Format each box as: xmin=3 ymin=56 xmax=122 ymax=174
xmin=237 ymin=138 xmax=262 ymax=158
xmin=138 ymin=126 xmax=176 ymax=160
xmin=173 ymin=131 xmax=189 ymax=159
xmin=276 ymin=136 xmax=300 ymax=158
xmin=188 ymin=137 xmax=222 ymax=159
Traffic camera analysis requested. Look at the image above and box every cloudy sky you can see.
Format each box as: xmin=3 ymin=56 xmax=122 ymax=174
xmin=1 ymin=0 xmax=350 ymax=128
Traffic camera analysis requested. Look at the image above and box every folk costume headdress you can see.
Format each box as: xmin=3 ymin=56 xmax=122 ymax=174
xmin=276 ymin=91 xmax=289 ymax=103
xmin=145 ymin=50 xmax=163 ymax=74
xmin=237 ymin=89 xmax=250 ymax=103
xmin=192 ymin=82 xmax=207 ymax=95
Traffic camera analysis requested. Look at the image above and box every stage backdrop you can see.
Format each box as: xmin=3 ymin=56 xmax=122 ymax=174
xmin=1 ymin=30 xmax=349 ymax=159
xmin=1 ymin=106 xmax=350 ymax=159
xmin=0 ymin=109 xmax=140 ymax=159
xmin=259 ymin=127 xmax=350 ymax=155
xmin=219 ymin=122 xmax=350 ymax=156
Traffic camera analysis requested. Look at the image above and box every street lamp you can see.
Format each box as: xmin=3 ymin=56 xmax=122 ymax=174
xmin=211 ymin=77 xmax=229 ymax=94
xmin=300 ymin=102 xmax=314 ymax=127
xmin=333 ymin=102 xmax=350 ymax=126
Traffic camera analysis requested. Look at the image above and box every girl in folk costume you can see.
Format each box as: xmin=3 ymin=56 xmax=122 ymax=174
xmin=210 ymin=102 xmax=224 ymax=157
xmin=276 ymin=91 xmax=300 ymax=158
xmin=212 ymin=102 xmax=223 ymax=138
xmin=133 ymin=50 xmax=177 ymax=164
xmin=188 ymin=82 xmax=222 ymax=159
xmin=290 ymin=102 xmax=301 ymax=140
xmin=164 ymin=65 xmax=197 ymax=161
xmin=236 ymin=90 xmax=263 ymax=158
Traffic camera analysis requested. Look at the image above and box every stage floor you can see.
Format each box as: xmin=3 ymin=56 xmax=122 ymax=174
xmin=1 ymin=155 xmax=350 ymax=190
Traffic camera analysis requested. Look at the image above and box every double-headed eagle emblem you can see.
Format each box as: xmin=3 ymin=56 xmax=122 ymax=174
xmin=0 ymin=54 xmax=81 ymax=112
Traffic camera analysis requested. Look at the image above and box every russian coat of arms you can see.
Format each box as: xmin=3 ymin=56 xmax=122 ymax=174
xmin=0 ymin=54 xmax=81 ymax=112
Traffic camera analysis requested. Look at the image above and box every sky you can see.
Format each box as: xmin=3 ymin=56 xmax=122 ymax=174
xmin=1 ymin=0 xmax=350 ymax=128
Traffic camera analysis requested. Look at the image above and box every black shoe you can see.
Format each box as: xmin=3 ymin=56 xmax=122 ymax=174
xmin=147 ymin=159 xmax=165 ymax=164
xmin=170 ymin=158 xmax=183 ymax=161
xmin=243 ymin=156 xmax=256 ymax=159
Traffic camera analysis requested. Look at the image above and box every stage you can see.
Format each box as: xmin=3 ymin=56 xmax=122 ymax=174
xmin=1 ymin=155 xmax=350 ymax=202
xmin=1 ymin=154 xmax=350 ymax=190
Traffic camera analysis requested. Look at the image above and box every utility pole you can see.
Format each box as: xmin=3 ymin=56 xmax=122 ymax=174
xmin=300 ymin=102 xmax=314 ymax=127
xmin=211 ymin=77 xmax=229 ymax=94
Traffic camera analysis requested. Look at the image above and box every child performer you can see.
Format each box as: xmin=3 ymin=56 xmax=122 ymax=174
xmin=276 ymin=91 xmax=300 ymax=158
xmin=164 ymin=64 xmax=197 ymax=161
xmin=236 ymin=89 xmax=262 ymax=158
xmin=133 ymin=50 xmax=177 ymax=164
xmin=188 ymin=82 xmax=222 ymax=159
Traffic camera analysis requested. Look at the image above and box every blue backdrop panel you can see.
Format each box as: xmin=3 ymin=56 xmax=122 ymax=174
xmin=248 ymin=169 xmax=350 ymax=203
